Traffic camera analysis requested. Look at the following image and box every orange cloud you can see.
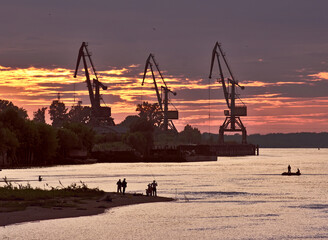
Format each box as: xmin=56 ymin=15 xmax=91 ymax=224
xmin=1 ymin=65 xmax=328 ymax=134
xmin=308 ymin=72 xmax=328 ymax=81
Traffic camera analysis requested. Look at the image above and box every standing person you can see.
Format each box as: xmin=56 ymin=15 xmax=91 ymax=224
xmin=117 ymin=179 xmax=122 ymax=193
xmin=151 ymin=180 xmax=158 ymax=196
xmin=122 ymin=178 xmax=127 ymax=195
xmin=288 ymin=165 xmax=291 ymax=173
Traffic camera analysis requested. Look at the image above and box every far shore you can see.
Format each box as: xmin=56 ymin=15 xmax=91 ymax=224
xmin=0 ymin=192 xmax=174 ymax=227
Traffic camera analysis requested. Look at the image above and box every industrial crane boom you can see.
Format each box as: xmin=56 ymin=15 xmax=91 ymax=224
xmin=142 ymin=53 xmax=178 ymax=132
xmin=142 ymin=54 xmax=164 ymax=111
xmin=74 ymin=42 xmax=96 ymax=108
xmin=208 ymin=42 xmax=247 ymax=144
xmin=209 ymin=42 xmax=245 ymax=109
xmin=73 ymin=42 xmax=114 ymax=126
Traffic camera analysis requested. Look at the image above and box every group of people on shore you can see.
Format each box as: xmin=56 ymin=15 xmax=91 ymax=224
xmin=116 ymin=178 xmax=158 ymax=197
xmin=146 ymin=180 xmax=158 ymax=196
xmin=116 ymin=178 xmax=128 ymax=194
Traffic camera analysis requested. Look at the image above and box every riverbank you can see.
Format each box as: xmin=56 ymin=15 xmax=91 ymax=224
xmin=0 ymin=192 xmax=174 ymax=226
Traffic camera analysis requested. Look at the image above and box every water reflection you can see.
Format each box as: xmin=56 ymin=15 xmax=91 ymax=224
xmin=1 ymin=149 xmax=328 ymax=239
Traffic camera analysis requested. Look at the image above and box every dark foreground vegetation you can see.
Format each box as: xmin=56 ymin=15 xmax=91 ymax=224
xmin=0 ymin=179 xmax=104 ymax=212
xmin=0 ymin=179 xmax=174 ymax=226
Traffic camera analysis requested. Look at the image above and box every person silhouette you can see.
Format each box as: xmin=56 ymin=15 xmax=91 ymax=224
xmin=288 ymin=165 xmax=291 ymax=173
xmin=38 ymin=176 xmax=42 ymax=181
xmin=122 ymin=178 xmax=127 ymax=195
xmin=151 ymin=180 xmax=158 ymax=196
xmin=146 ymin=183 xmax=152 ymax=196
xmin=117 ymin=179 xmax=122 ymax=193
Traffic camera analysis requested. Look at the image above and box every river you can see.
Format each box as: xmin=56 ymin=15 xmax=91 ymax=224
xmin=1 ymin=148 xmax=328 ymax=239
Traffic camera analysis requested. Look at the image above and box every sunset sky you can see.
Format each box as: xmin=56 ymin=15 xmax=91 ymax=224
xmin=1 ymin=1 xmax=328 ymax=134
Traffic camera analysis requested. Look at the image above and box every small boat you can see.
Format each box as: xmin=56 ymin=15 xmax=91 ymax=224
xmin=281 ymin=172 xmax=301 ymax=176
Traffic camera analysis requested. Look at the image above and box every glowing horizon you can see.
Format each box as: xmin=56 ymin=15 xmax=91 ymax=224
xmin=0 ymin=65 xmax=327 ymax=134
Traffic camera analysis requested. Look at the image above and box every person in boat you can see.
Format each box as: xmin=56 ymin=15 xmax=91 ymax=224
xmin=116 ymin=179 xmax=122 ymax=193
xmin=296 ymin=168 xmax=300 ymax=174
xmin=288 ymin=165 xmax=291 ymax=173
xmin=38 ymin=175 xmax=42 ymax=181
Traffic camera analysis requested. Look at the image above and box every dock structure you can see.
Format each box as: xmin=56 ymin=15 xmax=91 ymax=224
xmin=91 ymin=144 xmax=259 ymax=163
xmin=209 ymin=42 xmax=247 ymax=144
xmin=178 ymin=144 xmax=258 ymax=157
xmin=207 ymin=42 xmax=258 ymax=156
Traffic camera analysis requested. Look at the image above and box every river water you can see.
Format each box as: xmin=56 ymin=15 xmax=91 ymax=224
xmin=1 ymin=148 xmax=328 ymax=239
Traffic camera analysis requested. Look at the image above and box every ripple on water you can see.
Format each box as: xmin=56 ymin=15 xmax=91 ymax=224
xmin=288 ymin=204 xmax=328 ymax=210
xmin=184 ymin=191 xmax=253 ymax=195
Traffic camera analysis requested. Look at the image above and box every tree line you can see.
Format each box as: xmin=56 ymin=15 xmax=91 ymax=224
xmin=0 ymin=99 xmax=203 ymax=167
xmin=0 ymin=99 xmax=94 ymax=166
xmin=2 ymin=98 xmax=325 ymax=167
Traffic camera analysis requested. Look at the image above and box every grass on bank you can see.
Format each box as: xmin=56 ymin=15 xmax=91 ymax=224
xmin=0 ymin=177 xmax=104 ymax=212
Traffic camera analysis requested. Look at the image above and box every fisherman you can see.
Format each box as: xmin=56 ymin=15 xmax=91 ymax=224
xmin=296 ymin=168 xmax=301 ymax=174
xmin=146 ymin=183 xmax=152 ymax=196
xmin=122 ymin=178 xmax=127 ymax=195
xmin=38 ymin=175 xmax=42 ymax=181
xmin=117 ymin=179 xmax=122 ymax=193
xmin=288 ymin=165 xmax=291 ymax=173
xmin=151 ymin=180 xmax=158 ymax=196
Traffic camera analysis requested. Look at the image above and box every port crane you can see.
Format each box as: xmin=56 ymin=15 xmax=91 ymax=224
xmin=209 ymin=42 xmax=247 ymax=144
xmin=74 ymin=42 xmax=115 ymax=126
xmin=142 ymin=53 xmax=178 ymax=133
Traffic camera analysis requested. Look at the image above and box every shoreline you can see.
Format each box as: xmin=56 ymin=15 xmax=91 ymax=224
xmin=0 ymin=192 xmax=174 ymax=227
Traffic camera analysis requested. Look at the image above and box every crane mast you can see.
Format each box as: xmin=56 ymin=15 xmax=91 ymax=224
xmin=209 ymin=42 xmax=247 ymax=144
xmin=74 ymin=42 xmax=114 ymax=126
xmin=142 ymin=53 xmax=178 ymax=132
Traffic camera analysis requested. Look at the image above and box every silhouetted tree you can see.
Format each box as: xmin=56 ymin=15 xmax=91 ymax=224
xmin=62 ymin=122 xmax=95 ymax=152
xmin=118 ymin=115 xmax=139 ymax=128
xmin=14 ymin=120 xmax=39 ymax=165
xmin=0 ymin=99 xmax=28 ymax=119
xmin=0 ymin=122 xmax=19 ymax=165
xmin=57 ymin=128 xmax=79 ymax=158
xmin=0 ymin=107 xmax=26 ymax=132
xmin=34 ymin=122 xmax=58 ymax=164
xmin=68 ymin=102 xmax=91 ymax=124
xmin=49 ymin=100 xmax=68 ymax=127
xmin=124 ymin=132 xmax=148 ymax=155
xmin=179 ymin=124 xmax=201 ymax=144
xmin=136 ymin=101 xmax=163 ymax=127
xmin=33 ymin=107 xmax=47 ymax=123
xmin=0 ymin=104 xmax=27 ymax=165
xmin=124 ymin=116 xmax=154 ymax=155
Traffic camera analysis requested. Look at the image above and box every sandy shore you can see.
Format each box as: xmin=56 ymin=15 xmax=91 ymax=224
xmin=0 ymin=192 xmax=174 ymax=227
